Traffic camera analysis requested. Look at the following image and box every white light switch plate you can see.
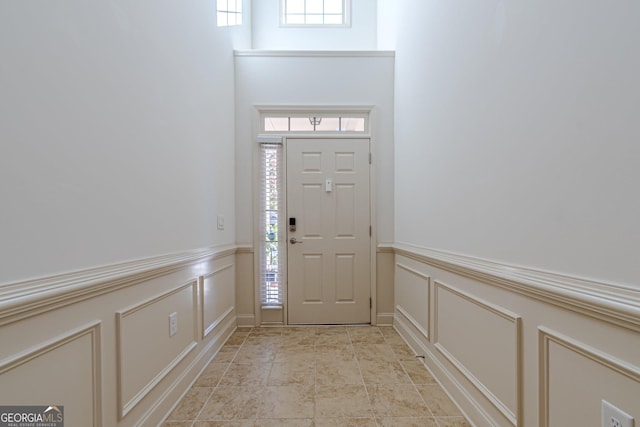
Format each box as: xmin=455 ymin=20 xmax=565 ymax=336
xmin=217 ymin=215 xmax=225 ymax=230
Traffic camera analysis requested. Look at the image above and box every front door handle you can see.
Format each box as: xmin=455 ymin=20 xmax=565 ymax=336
xmin=289 ymin=237 xmax=302 ymax=244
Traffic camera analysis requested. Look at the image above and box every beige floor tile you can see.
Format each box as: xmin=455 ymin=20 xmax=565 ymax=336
xmin=219 ymin=363 xmax=270 ymax=386
xmin=233 ymin=345 xmax=277 ymax=364
xmin=273 ymin=347 xmax=316 ymax=364
xmin=399 ymin=360 xmax=437 ymax=385
xmin=249 ymin=328 xmax=282 ymax=336
xmin=315 ymin=344 xmax=357 ymax=362
xmin=377 ymin=326 xmax=398 ymax=337
xmin=166 ymin=386 xmax=213 ymax=421
xmin=281 ymin=326 xmax=317 ymax=336
xmin=163 ymin=328 xmax=472 ymax=427
xmin=268 ymin=361 xmax=315 ymax=386
xmin=253 ymin=419 xmax=314 ymax=427
xmin=367 ymin=384 xmax=432 ymax=418
xmin=388 ymin=342 xmax=417 ymax=360
xmin=281 ymin=335 xmax=316 ymax=346
xmin=316 ymin=333 xmax=352 ymax=346
xmin=315 ymin=384 xmax=374 ymax=418
xmin=315 ymin=360 xmax=363 ymax=385
xmin=226 ymin=332 xmax=250 ymax=346
xmin=315 ymin=326 xmax=348 ymax=335
xmin=198 ymin=386 xmax=262 ymax=420
xmin=347 ymin=326 xmax=386 ymax=344
xmin=435 ymin=417 xmax=472 ymax=427
xmin=314 ymin=417 xmax=378 ymax=426
xmin=359 ymin=359 xmax=411 ymax=384
xmin=194 ymin=421 xmax=255 ymax=427
xmin=377 ymin=417 xmax=439 ymax=427
xmin=353 ymin=343 xmax=398 ymax=361
xmin=213 ymin=345 xmax=240 ymax=363
xmin=416 ymin=385 xmax=464 ymax=417
xmin=194 ymin=363 xmax=229 ymax=387
xmin=258 ymin=385 xmax=315 ymax=419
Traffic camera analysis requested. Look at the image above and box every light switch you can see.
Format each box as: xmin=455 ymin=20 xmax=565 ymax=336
xmin=217 ymin=215 xmax=224 ymax=230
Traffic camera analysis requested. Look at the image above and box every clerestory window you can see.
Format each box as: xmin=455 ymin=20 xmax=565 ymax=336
xmin=281 ymin=0 xmax=350 ymax=26
xmin=217 ymin=0 xmax=242 ymax=27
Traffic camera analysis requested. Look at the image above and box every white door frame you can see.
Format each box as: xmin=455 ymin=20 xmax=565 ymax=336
xmin=252 ymin=105 xmax=378 ymax=326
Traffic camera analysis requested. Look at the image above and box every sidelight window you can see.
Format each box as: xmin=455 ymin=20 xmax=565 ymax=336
xmin=259 ymin=139 xmax=284 ymax=306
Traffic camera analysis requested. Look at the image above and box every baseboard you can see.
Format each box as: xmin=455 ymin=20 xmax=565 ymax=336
xmin=142 ymin=313 xmax=236 ymax=427
xmin=236 ymin=314 xmax=255 ymax=327
xmin=376 ymin=312 xmax=394 ymax=326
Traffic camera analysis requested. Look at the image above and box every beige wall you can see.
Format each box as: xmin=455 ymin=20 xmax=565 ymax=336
xmin=0 ymin=246 xmax=238 ymax=427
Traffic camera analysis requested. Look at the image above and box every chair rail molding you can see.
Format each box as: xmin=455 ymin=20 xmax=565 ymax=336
xmin=0 ymin=244 xmax=238 ymax=326
xmin=392 ymin=243 xmax=640 ymax=332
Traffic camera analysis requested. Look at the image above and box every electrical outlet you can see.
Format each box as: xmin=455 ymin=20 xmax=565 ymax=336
xmin=217 ymin=215 xmax=225 ymax=230
xmin=602 ymin=400 xmax=634 ymax=427
xmin=169 ymin=312 xmax=178 ymax=337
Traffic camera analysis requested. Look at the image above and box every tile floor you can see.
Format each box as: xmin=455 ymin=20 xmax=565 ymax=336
xmin=162 ymin=326 xmax=471 ymax=427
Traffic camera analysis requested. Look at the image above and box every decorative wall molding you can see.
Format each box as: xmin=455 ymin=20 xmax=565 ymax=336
xmin=116 ymin=281 xmax=198 ymax=419
xmin=377 ymin=243 xmax=395 ymax=254
xmin=200 ymin=264 xmax=235 ymax=338
xmin=434 ymin=281 xmax=522 ymax=426
xmin=0 ymin=321 xmax=103 ymax=427
xmin=138 ymin=310 xmax=236 ymax=427
xmin=538 ymin=326 xmax=640 ymax=427
xmin=393 ymin=243 xmax=640 ymax=332
xmin=395 ymin=262 xmax=430 ymax=339
xmin=0 ymin=244 xmax=237 ymax=326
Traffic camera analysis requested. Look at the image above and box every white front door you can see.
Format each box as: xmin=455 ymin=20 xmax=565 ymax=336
xmin=287 ymin=138 xmax=371 ymax=324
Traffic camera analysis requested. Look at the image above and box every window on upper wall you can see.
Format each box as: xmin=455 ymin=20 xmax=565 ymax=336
xmin=281 ymin=0 xmax=350 ymax=26
xmin=217 ymin=0 xmax=242 ymax=27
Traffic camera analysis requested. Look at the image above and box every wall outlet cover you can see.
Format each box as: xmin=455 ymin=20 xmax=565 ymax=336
xmin=602 ymin=400 xmax=634 ymax=427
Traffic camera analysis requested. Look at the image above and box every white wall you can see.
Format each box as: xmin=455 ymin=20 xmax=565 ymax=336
xmin=376 ymin=0 xmax=397 ymax=50
xmin=394 ymin=0 xmax=640 ymax=288
xmin=0 ymin=0 xmax=251 ymax=284
xmin=252 ymin=0 xmax=377 ymax=50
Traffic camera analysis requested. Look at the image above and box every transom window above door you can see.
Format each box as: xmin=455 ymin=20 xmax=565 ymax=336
xmin=263 ymin=112 xmax=368 ymax=133
xmin=281 ymin=0 xmax=350 ymax=26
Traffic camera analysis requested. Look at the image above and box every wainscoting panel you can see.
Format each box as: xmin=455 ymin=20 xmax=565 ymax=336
xmin=539 ymin=327 xmax=640 ymax=427
xmin=116 ymin=280 xmax=199 ymax=418
xmin=0 ymin=322 xmax=102 ymax=427
xmin=395 ymin=262 xmax=430 ymax=340
xmin=434 ymin=282 xmax=521 ymax=426
xmin=200 ymin=263 xmax=235 ymax=338
xmin=0 ymin=244 xmax=239 ymax=427
xmin=392 ymin=243 xmax=640 ymax=427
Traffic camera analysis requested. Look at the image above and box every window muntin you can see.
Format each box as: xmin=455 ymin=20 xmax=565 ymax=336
xmin=217 ymin=0 xmax=243 ymax=27
xmin=263 ymin=114 xmax=367 ymax=134
xmin=281 ymin=0 xmax=350 ymax=26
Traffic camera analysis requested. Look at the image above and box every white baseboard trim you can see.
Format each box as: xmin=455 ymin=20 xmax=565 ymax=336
xmin=141 ymin=313 xmax=236 ymax=427
xmin=236 ymin=314 xmax=256 ymax=327
xmin=394 ymin=316 xmax=494 ymax=427
xmin=376 ymin=312 xmax=394 ymax=326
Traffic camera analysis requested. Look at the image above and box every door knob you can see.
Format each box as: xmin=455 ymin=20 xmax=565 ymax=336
xmin=289 ymin=237 xmax=302 ymax=244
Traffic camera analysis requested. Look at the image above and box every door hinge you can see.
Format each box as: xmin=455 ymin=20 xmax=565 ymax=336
xmin=370 ymin=298 xmax=372 ymax=309
xmin=369 ymin=225 xmax=372 ymax=237
xmin=369 ymin=153 xmax=372 ymax=164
